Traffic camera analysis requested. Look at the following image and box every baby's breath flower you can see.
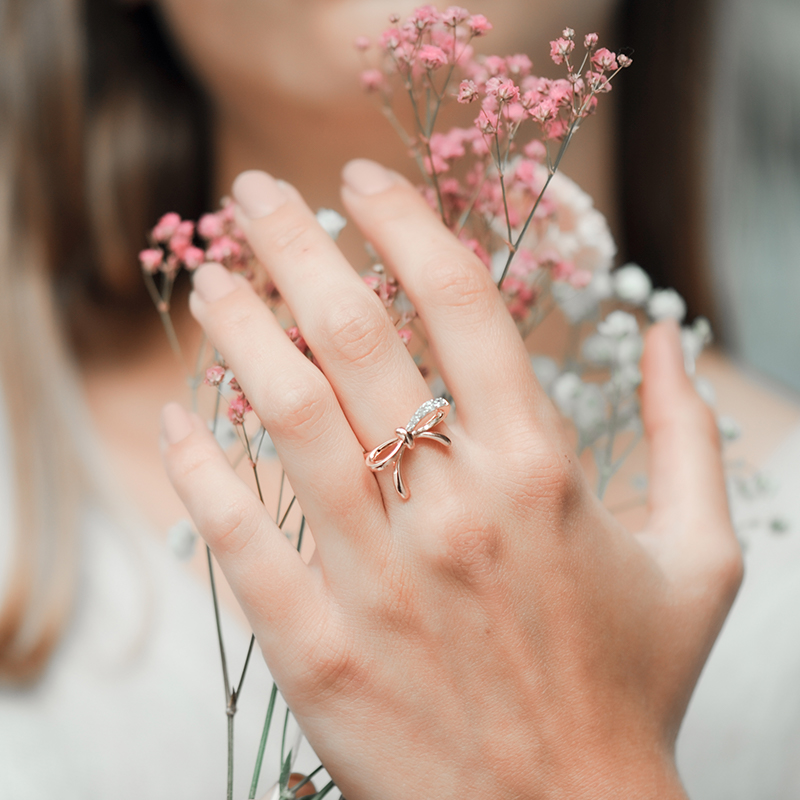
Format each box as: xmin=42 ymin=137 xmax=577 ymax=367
xmin=648 ymin=289 xmax=687 ymax=322
xmin=139 ymin=248 xmax=163 ymax=273
xmin=598 ymin=310 xmax=639 ymax=339
xmin=316 ymin=208 xmax=347 ymax=240
xmin=613 ymin=263 xmax=652 ymax=305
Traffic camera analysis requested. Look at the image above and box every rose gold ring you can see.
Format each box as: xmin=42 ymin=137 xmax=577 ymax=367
xmin=365 ymin=398 xmax=451 ymax=500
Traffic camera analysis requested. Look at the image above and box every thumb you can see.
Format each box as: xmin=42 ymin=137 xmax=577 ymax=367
xmin=639 ymin=321 xmax=739 ymax=576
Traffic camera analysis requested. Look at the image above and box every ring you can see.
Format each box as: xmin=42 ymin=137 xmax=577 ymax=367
xmin=365 ymin=398 xmax=452 ymax=500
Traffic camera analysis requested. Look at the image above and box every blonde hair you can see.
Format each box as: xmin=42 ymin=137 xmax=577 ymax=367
xmin=0 ymin=0 xmax=211 ymax=681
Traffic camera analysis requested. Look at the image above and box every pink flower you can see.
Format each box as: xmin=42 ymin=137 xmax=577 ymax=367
xmin=549 ymin=37 xmax=575 ymax=66
xmin=152 ymin=212 xmax=181 ymax=242
xmin=206 ymin=236 xmax=242 ymax=262
xmin=483 ymin=55 xmax=507 ymax=77
xmin=468 ymin=14 xmax=492 ymax=36
xmin=227 ymin=393 xmax=252 ymax=426
xmin=286 ymin=326 xmax=308 ymax=354
xmin=204 ymin=365 xmax=226 ymax=387
xmin=442 ymin=6 xmax=469 ymax=26
xmin=486 ymin=77 xmax=519 ymax=103
xmin=523 ymin=140 xmax=547 ymax=162
xmin=175 ymin=220 xmax=195 ymax=239
xmin=618 ymin=53 xmax=633 ymax=68
xmin=182 ymin=246 xmax=205 ymax=271
xmin=476 ymin=108 xmax=498 ymax=135
xmin=360 ymin=69 xmax=384 ymax=91
xmin=584 ymin=32 xmax=599 ymax=49
xmin=379 ymin=28 xmax=401 ymax=51
xmin=592 ymin=48 xmax=618 ymax=72
xmin=529 ymin=97 xmax=558 ymax=123
xmin=506 ymin=54 xmax=532 ymax=77
xmin=409 ymin=5 xmax=440 ymax=29
xmin=562 ymin=27 xmax=575 ymax=39
xmin=197 ymin=213 xmax=224 ymax=239
xmin=139 ymin=248 xmax=163 ymax=273
xmin=398 ymin=328 xmax=412 ymax=346
xmin=419 ymin=44 xmax=448 ymax=70
xmin=353 ymin=36 xmax=371 ymax=52
xmin=168 ymin=233 xmax=191 ymax=260
xmin=457 ymin=79 xmax=479 ymax=103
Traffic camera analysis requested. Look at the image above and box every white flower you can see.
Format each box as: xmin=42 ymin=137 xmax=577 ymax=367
xmin=167 ymin=519 xmax=197 ymax=561
xmin=316 ymin=208 xmax=347 ymax=240
xmin=717 ymin=414 xmax=742 ymax=443
xmin=582 ymin=334 xmax=616 ymax=366
xmin=530 ymin=356 xmax=559 ymax=391
xmin=681 ymin=317 xmax=713 ymax=374
xmin=573 ymin=383 xmax=607 ymax=434
xmin=608 ymin=364 xmax=642 ymax=395
xmin=598 ymin=310 xmax=639 ymax=339
xmin=551 ymin=372 xmax=584 ymax=416
xmin=613 ymin=263 xmax=652 ymax=305
xmin=551 ymin=282 xmax=599 ymax=324
xmin=647 ymin=289 xmax=686 ymax=322
xmin=590 ymin=271 xmax=613 ymax=301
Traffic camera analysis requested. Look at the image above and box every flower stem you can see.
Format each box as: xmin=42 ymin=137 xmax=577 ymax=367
xmin=249 ymin=683 xmax=278 ymax=799
xmin=227 ymin=712 xmax=234 ymax=800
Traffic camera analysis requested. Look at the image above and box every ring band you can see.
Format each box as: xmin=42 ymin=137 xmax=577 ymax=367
xmin=365 ymin=398 xmax=451 ymax=500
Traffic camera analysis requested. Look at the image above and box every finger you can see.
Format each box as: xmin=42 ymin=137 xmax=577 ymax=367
xmin=190 ymin=263 xmax=384 ymax=544
xmin=231 ymin=170 xmax=434 ymax=452
xmin=160 ymin=403 xmax=324 ymax=649
xmin=640 ymin=322 xmax=742 ymax=586
xmin=340 ymin=159 xmax=545 ymax=441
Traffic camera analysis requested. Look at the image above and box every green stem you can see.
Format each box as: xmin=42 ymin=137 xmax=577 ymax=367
xmin=291 ymin=765 xmax=325 ymax=795
xmin=249 ymin=683 xmax=278 ymax=799
xmin=207 ymin=546 xmax=231 ymax=705
xmin=280 ymin=706 xmax=291 ymax=767
xmin=309 ymin=780 xmax=337 ymax=800
xmin=227 ymin=712 xmax=234 ymax=800
xmin=235 ymin=635 xmax=256 ymax=700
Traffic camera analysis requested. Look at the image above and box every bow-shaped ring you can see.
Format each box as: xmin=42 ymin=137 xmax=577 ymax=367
xmin=365 ymin=398 xmax=451 ymax=500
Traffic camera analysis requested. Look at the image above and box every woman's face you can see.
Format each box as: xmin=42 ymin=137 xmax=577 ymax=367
xmin=156 ymin=0 xmax=619 ymax=110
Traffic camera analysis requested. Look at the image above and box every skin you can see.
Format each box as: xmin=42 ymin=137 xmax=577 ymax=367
xmin=162 ymin=166 xmax=741 ymax=798
xmin=82 ymin=0 xmax=800 ymax=794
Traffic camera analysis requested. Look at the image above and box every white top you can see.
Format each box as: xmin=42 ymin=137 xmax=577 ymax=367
xmin=2 ymin=408 xmax=800 ymax=799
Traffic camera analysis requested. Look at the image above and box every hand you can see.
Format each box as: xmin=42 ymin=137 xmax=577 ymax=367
xmin=161 ymin=159 xmax=742 ymax=799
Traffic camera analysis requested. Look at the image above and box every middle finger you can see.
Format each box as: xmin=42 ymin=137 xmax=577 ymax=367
xmin=231 ymin=170 xmax=436 ymax=454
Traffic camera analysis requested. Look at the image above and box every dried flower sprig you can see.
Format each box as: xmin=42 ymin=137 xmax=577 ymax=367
xmin=138 ymin=9 xmax=728 ymax=800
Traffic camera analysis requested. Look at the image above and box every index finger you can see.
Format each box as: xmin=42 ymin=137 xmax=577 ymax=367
xmin=340 ymin=159 xmax=547 ymax=442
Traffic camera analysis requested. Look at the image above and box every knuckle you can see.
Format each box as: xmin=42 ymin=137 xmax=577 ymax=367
xmin=263 ymin=374 xmax=331 ymax=441
xmin=423 ymin=500 xmax=503 ymax=586
xmin=268 ymin=218 xmax=318 ymax=258
xmin=293 ymin=623 xmax=366 ymax=705
xmin=422 ymin=253 xmax=492 ymax=310
xmin=316 ymin=296 xmax=393 ymax=367
xmin=210 ymin=494 xmax=262 ymax=556
xmin=514 ymin=445 xmax=582 ymax=512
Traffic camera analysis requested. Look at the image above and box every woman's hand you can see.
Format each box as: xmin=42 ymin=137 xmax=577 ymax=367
xmin=161 ymin=160 xmax=742 ymax=799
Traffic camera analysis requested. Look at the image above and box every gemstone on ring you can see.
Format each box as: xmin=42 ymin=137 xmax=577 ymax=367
xmin=364 ymin=398 xmax=451 ymax=500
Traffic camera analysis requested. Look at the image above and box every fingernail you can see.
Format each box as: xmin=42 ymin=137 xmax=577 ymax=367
xmin=193 ymin=263 xmax=236 ymax=303
xmin=342 ymin=159 xmax=396 ymax=196
xmin=232 ymin=170 xmax=288 ymax=219
xmin=161 ymin=403 xmax=193 ymax=445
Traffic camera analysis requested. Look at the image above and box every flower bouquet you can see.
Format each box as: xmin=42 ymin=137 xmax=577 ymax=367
xmin=140 ymin=7 xmax=718 ymax=798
